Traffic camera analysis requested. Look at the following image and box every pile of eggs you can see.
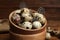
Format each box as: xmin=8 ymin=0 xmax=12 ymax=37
xmin=12 ymin=8 xmax=46 ymax=29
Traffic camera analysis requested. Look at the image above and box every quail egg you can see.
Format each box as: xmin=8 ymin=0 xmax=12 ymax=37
xmin=22 ymin=21 xmax=32 ymax=29
xmin=37 ymin=14 xmax=46 ymax=24
xmin=12 ymin=13 xmax=21 ymax=23
xmin=46 ymin=32 xmax=51 ymax=40
xmin=32 ymin=13 xmax=39 ymax=17
xmin=23 ymin=8 xmax=30 ymax=13
xmin=32 ymin=21 xmax=42 ymax=29
xmin=22 ymin=13 xmax=33 ymax=21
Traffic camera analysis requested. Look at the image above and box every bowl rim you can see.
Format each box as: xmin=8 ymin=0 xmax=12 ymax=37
xmin=9 ymin=9 xmax=47 ymax=31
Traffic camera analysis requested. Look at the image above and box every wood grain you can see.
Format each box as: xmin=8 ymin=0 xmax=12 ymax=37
xmin=0 ymin=34 xmax=9 ymax=40
xmin=0 ymin=0 xmax=60 ymax=20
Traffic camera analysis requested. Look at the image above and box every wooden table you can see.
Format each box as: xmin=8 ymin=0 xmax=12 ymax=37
xmin=0 ymin=20 xmax=60 ymax=40
xmin=0 ymin=0 xmax=60 ymax=40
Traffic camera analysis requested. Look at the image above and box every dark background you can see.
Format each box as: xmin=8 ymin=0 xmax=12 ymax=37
xmin=0 ymin=0 xmax=60 ymax=20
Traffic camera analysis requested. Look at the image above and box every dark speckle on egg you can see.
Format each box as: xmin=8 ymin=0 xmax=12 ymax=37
xmin=26 ymin=27 xmax=29 ymax=29
xmin=40 ymin=22 xmax=44 ymax=26
xmin=20 ymin=17 xmax=25 ymax=23
xmin=20 ymin=9 xmax=24 ymax=14
xmin=16 ymin=9 xmax=24 ymax=16
xmin=32 ymin=17 xmax=38 ymax=22
xmin=49 ymin=31 xmax=56 ymax=36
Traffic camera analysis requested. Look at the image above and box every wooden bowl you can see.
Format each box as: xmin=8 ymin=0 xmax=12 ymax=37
xmin=9 ymin=9 xmax=47 ymax=40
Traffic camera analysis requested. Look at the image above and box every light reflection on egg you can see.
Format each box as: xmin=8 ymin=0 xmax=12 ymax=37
xmin=32 ymin=21 xmax=42 ymax=29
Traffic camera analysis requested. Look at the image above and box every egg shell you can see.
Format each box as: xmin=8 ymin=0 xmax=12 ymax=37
xmin=22 ymin=21 xmax=32 ymax=29
xmin=22 ymin=13 xmax=33 ymax=21
xmin=32 ymin=21 xmax=42 ymax=29
xmin=46 ymin=32 xmax=51 ymax=39
xmin=32 ymin=13 xmax=39 ymax=17
xmin=37 ymin=14 xmax=46 ymax=24
xmin=37 ymin=14 xmax=44 ymax=18
xmin=23 ymin=8 xmax=30 ymax=13
xmin=12 ymin=14 xmax=21 ymax=24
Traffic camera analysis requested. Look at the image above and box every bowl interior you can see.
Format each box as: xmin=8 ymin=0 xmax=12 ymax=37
xmin=9 ymin=9 xmax=47 ymax=31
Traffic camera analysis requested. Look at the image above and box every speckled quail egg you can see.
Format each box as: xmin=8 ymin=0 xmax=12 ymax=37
xmin=23 ymin=8 xmax=30 ymax=13
xmin=37 ymin=14 xmax=46 ymax=24
xmin=32 ymin=13 xmax=39 ymax=17
xmin=22 ymin=13 xmax=33 ymax=21
xmin=39 ymin=17 xmax=46 ymax=24
xmin=32 ymin=21 xmax=42 ymax=29
xmin=12 ymin=13 xmax=21 ymax=23
xmin=37 ymin=13 xmax=44 ymax=18
xmin=22 ymin=21 xmax=32 ymax=29
xmin=47 ymin=27 xmax=52 ymax=33
xmin=46 ymin=32 xmax=51 ymax=40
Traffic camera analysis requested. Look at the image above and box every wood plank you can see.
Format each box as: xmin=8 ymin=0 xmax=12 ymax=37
xmin=0 ymin=8 xmax=60 ymax=20
xmin=0 ymin=0 xmax=60 ymax=8
xmin=0 ymin=0 xmax=60 ymax=19
xmin=0 ymin=34 xmax=9 ymax=40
